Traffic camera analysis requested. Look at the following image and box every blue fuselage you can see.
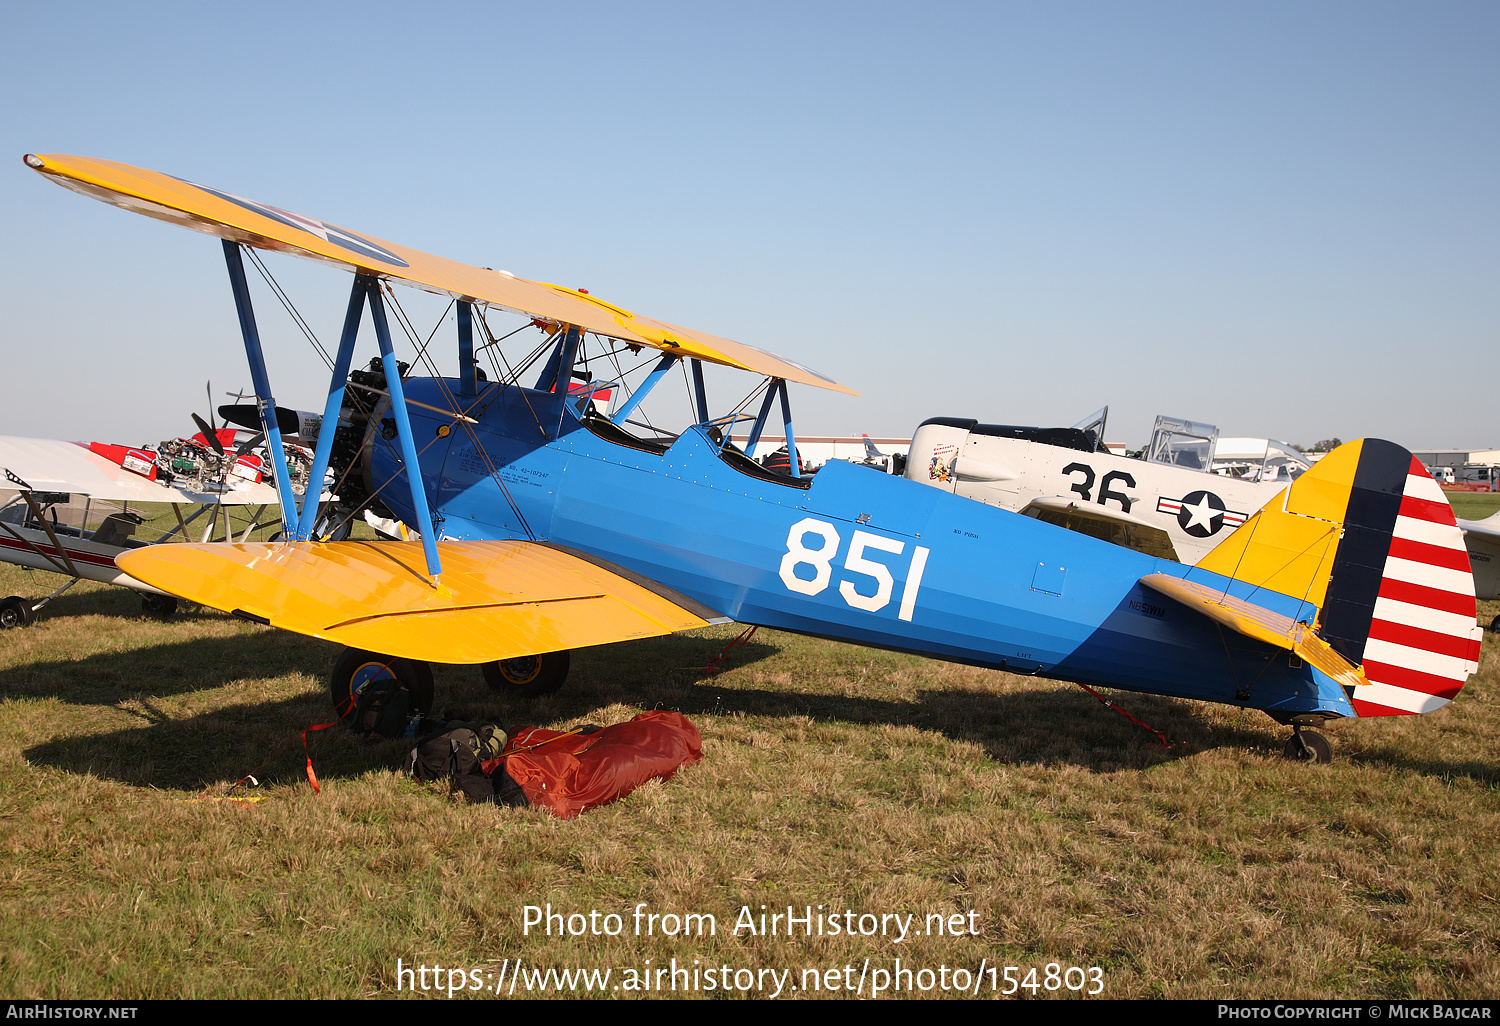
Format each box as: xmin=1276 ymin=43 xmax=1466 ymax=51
xmin=372 ymin=379 xmax=1354 ymax=718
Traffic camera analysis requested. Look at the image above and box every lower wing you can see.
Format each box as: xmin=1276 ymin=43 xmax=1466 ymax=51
xmin=116 ymin=538 xmax=722 ymax=663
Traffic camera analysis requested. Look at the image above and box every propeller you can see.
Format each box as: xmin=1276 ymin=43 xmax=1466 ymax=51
xmin=219 ymin=403 xmax=300 ymax=436
xmin=235 ymin=431 xmax=266 ymax=457
xmin=191 ymin=412 xmax=226 ymax=456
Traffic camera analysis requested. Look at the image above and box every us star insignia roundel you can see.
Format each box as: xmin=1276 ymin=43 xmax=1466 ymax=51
xmin=1156 ymin=490 xmax=1248 ymax=538
xmin=177 ymin=178 xmax=411 ymax=268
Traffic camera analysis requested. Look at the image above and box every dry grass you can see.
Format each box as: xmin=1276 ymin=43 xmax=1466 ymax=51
xmin=1 ymin=562 xmax=1498 ymax=1000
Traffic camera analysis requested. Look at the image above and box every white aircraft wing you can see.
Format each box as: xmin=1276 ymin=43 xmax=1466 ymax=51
xmin=1460 ymin=511 xmax=1500 ymax=540
xmin=0 ymin=436 xmax=282 ymax=505
xmin=1459 ymin=511 xmax=1500 ymax=602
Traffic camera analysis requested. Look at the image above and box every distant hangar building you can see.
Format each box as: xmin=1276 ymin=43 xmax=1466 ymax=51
xmin=1410 ymin=448 xmax=1500 ymax=469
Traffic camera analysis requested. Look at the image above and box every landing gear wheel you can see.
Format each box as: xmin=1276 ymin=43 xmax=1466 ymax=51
xmin=140 ymin=594 xmax=178 ymax=619
xmin=312 ymin=512 xmax=353 ymax=542
xmin=1490 ymin=614 xmax=1500 ymax=633
xmin=0 ymin=596 xmax=35 ymax=629
xmin=329 ymin=648 xmax=435 ymax=725
xmin=1283 ymin=730 xmax=1332 ymax=764
xmin=482 ymin=650 xmax=571 ymax=698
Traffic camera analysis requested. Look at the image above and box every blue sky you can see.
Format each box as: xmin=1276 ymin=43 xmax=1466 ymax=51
xmin=3 ymin=1 xmax=1496 ymax=449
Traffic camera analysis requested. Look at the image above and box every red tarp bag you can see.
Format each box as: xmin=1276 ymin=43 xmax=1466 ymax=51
xmin=488 ymin=711 xmax=702 ymax=819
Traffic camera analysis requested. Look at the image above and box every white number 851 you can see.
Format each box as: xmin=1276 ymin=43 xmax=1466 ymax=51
xmin=777 ymin=517 xmax=929 ymax=621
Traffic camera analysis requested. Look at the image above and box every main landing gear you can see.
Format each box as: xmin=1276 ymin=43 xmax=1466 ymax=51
xmin=329 ymin=648 xmax=434 ymax=724
xmin=325 ymin=647 xmax=572 ymax=729
xmin=0 ymin=596 xmax=35 ymax=629
xmin=482 ymin=651 xmax=571 ymax=698
xmin=140 ymin=594 xmax=178 ymax=619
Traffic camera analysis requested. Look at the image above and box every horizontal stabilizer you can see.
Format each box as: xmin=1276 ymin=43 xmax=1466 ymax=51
xmin=1139 ymin=573 xmax=1364 ymax=690
xmin=115 ymin=539 xmax=715 ymax=663
xmin=1460 ymin=510 xmax=1500 ymax=543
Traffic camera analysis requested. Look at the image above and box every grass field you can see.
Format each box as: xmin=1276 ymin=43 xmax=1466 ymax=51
xmin=2 ymin=531 xmax=1499 ymax=998
xmin=1448 ymin=493 xmax=1500 ymax=521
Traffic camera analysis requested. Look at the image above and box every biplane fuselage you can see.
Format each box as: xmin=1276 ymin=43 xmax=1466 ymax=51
xmin=378 ymin=376 xmax=1353 ymax=718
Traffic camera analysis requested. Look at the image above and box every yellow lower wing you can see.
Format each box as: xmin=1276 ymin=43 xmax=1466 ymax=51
xmin=116 ymin=539 xmax=716 ymax=663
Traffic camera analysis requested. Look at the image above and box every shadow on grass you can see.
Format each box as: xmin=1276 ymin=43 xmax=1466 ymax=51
xmin=19 ymin=623 xmax=1490 ymax=788
xmin=2 ymin=626 xmax=343 ymax=705
xmin=9 ymin=628 xmax=783 ymax=790
xmin=0 ymin=576 xmax=154 ymax=622
xmin=13 ymin=625 xmax=1384 ymax=790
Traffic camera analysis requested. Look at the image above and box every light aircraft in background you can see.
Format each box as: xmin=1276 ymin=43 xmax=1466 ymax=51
xmin=856 ymin=434 xmax=906 ymax=475
xmin=23 ymin=152 xmax=1487 ymax=762
xmin=905 ymin=410 xmax=1313 ymax=564
xmin=0 ymin=423 xmax=309 ymax=626
xmin=1458 ymin=512 xmax=1500 ymax=619
xmin=905 ymin=410 xmax=1500 ymax=608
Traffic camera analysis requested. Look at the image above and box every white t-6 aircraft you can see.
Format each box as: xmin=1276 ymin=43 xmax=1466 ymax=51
xmin=905 ymin=409 xmax=1500 ymax=617
xmin=905 ymin=409 xmax=1314 ymax=565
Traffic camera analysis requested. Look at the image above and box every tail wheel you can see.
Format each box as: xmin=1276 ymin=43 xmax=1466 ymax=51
xmin=140 ymin=594 xmax=178 ymax=619
xmin=482 ymin=650 xmax=570 ymax=698
xmin=0 ymin=596 xmax=35 ymax=629
xmin=1283 ymin=730 xmax=1332 ymax=764
xmin=329 ymin=648 xmax=435 ymax=724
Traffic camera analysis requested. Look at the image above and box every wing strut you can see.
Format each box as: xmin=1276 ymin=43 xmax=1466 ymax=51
xmin=297 ymin=274 xmax=367 ymax=541
xmin=778 ymin=378 xmax=801 ymax=479
xmin=221 ymin=245 xmax=444 ymax=579
xmin=457 ymin=301 xmax=476 ymax=399
xmin=745 ymin=379 xmax=780 ymax=460
xmin=367 ymin=282 xmax=443 ymax=579
xmin=610 ymin=352 xmax=676 ymax=427
xmin=221 ymin=241 xmax=302 ymax=537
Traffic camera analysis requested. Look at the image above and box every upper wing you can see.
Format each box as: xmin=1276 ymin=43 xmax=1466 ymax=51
xmin=0 ymin=435 xmax=280 ymax=505
xmin=114 ymin=538 xmax=721 ymax=663
xmin=25 ymin=153 xmax=855 ymax=396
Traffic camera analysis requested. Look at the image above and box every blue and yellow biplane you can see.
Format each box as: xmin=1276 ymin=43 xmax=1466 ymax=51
xmin=25 ymin=154 xmax=1486 ymax=762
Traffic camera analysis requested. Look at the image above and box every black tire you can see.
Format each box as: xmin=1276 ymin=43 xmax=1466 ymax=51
xmin=328 ymin=648 xmax=435 ymax=724
xmin=140 ymin=594 xmax=178 ymax=619
xmin=0 ymin=596 xmax=35 ymax=629
xmin=314 ymin=513 xmax=353 ymax=542
xmin=1283 ymin=730 xmax=1332 ymax=764
xmin=1490 ymin=614 xmax=1500 ymax=633
xmin=481 ymin=650 xmax=571 ymax=698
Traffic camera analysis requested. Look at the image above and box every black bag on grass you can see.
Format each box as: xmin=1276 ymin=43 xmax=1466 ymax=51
xmin=403 ymin=722 xmax=507 ymax=783
xmin=352 ymin=675 xmax=412 ymax=741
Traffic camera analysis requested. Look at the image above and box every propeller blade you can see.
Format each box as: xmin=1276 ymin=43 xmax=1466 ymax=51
xmin=235 ymin=432 xmax=266 ymax=458
xmin=192 ymin=413 xmax=226 ymax=456
xmin=219 ymin=403 xmax=300 ymax=436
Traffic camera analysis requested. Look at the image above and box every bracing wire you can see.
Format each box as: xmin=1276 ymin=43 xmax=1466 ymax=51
xmin=380 ymin=287 xmax=536 ymax=539
xmin=243 ymin=248 xmax=335 ymax=372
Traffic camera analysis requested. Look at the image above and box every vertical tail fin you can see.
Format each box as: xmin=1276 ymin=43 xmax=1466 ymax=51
xmin=1198 ymin=439 xmax=1482 ymax=716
